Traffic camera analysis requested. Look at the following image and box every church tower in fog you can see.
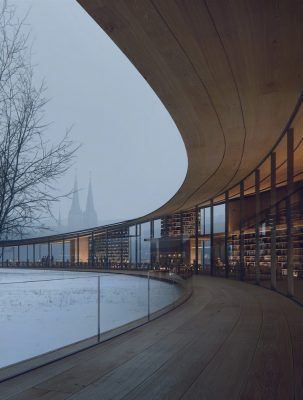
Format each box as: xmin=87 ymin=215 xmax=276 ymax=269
xmin=67 ymin=174 xmax=98 ymax=231
xmin=67 ymin=176 xmax=83 ymax=231
xmin=84 ymin=174 xmax=98 ymax=228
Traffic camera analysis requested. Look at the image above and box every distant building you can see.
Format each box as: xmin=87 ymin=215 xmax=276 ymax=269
xmin=84 ymin=176 xmax=98 ymax=228
xmin=67 ymin=175 xmax=98 ymax=231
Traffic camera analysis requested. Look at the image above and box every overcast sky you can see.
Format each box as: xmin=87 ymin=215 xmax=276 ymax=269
xmin=14 ymin=0 xmax=187 ymax=226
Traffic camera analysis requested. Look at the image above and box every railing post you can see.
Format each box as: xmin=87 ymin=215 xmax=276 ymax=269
xmin=287 ymin=128 xmax=294 ymax=297
xmin=271 ymin=152 xmax=277 ymax=290
xmin=255 ymin=169 xmax=260 ymax=284
xmin=76 ymin=235 xmax=79 ymax=267
xmin=180 ymin=212 xmax=184 ymax=267
xmin=97 ymin=275 xmax=101 ymax=342
xmin=106 ymin=228 xmax=109 ymax=270
xmin=26 ymin=245 xmax=29 ymax=267
xmin=147 ymin=271 xmax=150 ymax=321
xmin=1 ymin=247 xmax=4 ymax=268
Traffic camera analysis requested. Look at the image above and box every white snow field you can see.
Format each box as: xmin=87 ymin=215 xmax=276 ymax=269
xmin=0 ymin=269 xmax=180 ymax=368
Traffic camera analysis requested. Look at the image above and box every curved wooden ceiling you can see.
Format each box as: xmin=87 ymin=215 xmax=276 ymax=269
xmin=77 ymin=0 xmax=303 ymax=219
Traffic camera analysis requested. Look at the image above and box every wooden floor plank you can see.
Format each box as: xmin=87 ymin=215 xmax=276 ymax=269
xmin=123 ymin=302 xmax=241 ymax=400
xmin=180 ymin=286 xmax=262 ymax=400
xmin=239 ymin=291 xmax=294 ymax=400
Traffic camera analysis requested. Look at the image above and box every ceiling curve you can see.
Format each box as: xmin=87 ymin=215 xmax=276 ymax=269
xmin=77 ymin=0 xmax=303 ymax=219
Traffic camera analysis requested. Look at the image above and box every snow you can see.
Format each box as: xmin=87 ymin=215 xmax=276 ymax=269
xmin=0 ymin=269 xmax=180 ymax=368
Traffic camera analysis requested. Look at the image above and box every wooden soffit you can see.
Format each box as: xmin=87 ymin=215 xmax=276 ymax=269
xmin=77 ymin=0 xmax=303 ymax=220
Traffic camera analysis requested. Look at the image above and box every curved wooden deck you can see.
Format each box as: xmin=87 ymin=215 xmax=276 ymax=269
xmin=1 ymin=276 xmax=302 ymax=400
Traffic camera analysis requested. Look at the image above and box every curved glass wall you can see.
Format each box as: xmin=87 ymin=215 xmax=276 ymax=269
xmin=1 ymin=93 xmax=303 ymax=379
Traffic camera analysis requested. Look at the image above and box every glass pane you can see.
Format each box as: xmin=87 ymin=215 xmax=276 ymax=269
xmin=204 ymin=207 xmax=211 ymax=235
xmin=129 ymin=225 xmax=137 ymax=269
xmin=214 ymin=203 xmax=225 ymax=233
xmin=0 ymin=273 xmax=98 ymax=367
xmin=149 ymin=274 xmax=180 ymax=317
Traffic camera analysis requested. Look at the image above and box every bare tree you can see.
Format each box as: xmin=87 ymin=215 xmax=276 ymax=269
xmin=0 ymin=1 xmax=79 ymax=239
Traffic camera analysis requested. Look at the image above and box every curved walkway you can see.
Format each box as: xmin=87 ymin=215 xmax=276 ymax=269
xmin=1 ymin=276 xmax=302 ymax=400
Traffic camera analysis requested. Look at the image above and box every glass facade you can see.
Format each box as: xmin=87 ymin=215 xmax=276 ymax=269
xmin=1 ymin=97 xmax=303 ymax=304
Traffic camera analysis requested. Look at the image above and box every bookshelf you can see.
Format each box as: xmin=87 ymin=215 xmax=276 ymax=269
xmin=228 ymin=202 xmax=303 ymax=278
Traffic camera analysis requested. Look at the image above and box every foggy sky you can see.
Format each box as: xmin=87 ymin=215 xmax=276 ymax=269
xmin=15 ymin=0 xmax=187 ymax=226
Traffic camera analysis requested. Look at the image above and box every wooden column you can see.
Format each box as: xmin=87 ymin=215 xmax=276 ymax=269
xmin=225 ymin=191 xmax=229 ymax=278
xmin=255 ymin=169 xmax=260 ymax=285
xmin=270 ymin=152 xmax=277 ymax=290
xmin=287 ymin=128 xmax=294 ymax=297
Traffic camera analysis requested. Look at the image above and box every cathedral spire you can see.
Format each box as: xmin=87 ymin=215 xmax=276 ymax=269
xmin=84 ymin=173 xmax=98 ymax=228
xmin=70 ymin=175 xmax=81 ymax=213
xmin=68 ymin=174 xmax=83 ymax=230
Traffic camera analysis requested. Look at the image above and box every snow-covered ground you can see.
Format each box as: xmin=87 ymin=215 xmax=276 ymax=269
xmin=0 ymin=269 xmax=180 ymax=368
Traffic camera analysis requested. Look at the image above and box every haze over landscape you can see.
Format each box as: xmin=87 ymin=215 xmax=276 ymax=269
xmin=16 ymin=0 xmax=187 ymax=228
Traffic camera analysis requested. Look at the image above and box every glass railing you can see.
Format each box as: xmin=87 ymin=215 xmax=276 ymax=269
xmin=0 ymin=268 xmax=192 ymax=382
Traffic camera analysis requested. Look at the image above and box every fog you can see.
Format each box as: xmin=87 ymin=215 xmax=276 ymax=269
xmin=14 ymin=0 xmax=187 ymax=228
